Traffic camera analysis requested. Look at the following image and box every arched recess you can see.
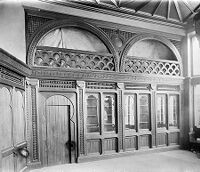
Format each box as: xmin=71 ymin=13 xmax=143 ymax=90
xmin=27 ymin=19 xmax=119 ymax=71
xmin=120 ymin=34 xmax=182 ymax=76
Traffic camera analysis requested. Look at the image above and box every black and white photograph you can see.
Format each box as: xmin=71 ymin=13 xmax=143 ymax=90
xmin=0 ymin=0 xmax=200 ymax=171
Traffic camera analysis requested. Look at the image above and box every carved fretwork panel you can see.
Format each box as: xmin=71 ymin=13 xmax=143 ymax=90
xmin=124 ymin=57 xmax=181 ymax=76
xmin=26 ymin=14 xmax=53 ymax=46
xmin=85 ymin=82 xmax=116 ymax=89
xmin=39 ymin=80 xmax=76 ymax=89
xmin=34 ymin=46 xmax=115 ymax=71
xmin=0 ymin=66 xmax=24 ymax=87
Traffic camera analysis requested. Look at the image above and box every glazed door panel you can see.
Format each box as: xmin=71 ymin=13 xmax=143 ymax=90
xmin=46 ymin=95 xmax=71 ymax=165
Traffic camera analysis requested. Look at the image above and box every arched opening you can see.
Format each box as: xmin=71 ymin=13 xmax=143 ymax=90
xmin=28 ymin=20 xmax=118 ymax=71
xmin=120 ymin=35 xmax=182 ymax=76
xmin=127 ymin=39 xmax=177 ymax=61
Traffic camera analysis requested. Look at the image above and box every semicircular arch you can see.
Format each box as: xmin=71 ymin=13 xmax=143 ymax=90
xmin=27 ymin=19 xmax=118 ymax=71
xmin=120 ymin=34 xmax=182 ymax=75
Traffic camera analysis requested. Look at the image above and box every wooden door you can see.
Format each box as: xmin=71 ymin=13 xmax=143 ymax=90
xmin=45 ymin=95 xmax=71 ymax=165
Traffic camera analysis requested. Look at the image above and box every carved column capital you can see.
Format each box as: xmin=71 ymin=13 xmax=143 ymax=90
xmin=76 ymin=81 xmax=85 ymax=89
xmin=26 ymin=78 xmax=39 ymax=87
xmin=117 ymin=83 xmax=124 ymax=90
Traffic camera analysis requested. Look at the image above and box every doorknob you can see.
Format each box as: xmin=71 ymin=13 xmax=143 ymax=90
xmin=65 ymin=141 xmax=75 ymax=151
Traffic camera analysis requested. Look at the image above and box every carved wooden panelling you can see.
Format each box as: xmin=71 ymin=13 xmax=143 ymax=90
xmin=169 ymin=132 xmax=179 ymax=145
xmin=157 ymin=133 xmax=167 ymax=146
xmin=26 ymin=14 xmax=52 ymax=44
xmin=125 ymin=136 xmax=137 ymax=150
xmin=34 ymin=46 xmax=115 ymax=71
xmin=124 ymin=57 xmax=181 ymax=76
xmin=0 ymin=66 xmax=24 ymax=86
xmin=170 ymin=40 xmax=181 ymax=53
xmin=85 ymin=82 xmax=116 ymax=89
xmin=100 ymin=27 xmax=136 ymax=45
xmin=39 ymin=80 xmax=76 ymax=89
xmin=104 ymin=138 xmax=117 ymax=152
xmin=87 ymin=139 xmax=101 ymax=155
xmin=139 ymin=135 xmax=150 ymax=148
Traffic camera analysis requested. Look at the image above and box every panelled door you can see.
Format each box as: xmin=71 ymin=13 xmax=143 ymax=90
xmin=45 ymin=95 xmax=71 ymax=165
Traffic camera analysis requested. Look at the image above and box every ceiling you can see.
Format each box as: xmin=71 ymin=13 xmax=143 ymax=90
xmin=67 ymin=0 xmax=200 ymax=25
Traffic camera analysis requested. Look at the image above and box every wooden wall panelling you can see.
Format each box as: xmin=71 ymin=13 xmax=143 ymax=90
xmin=104 ymin=138 xmax=117 ymax=153
xmin=86 ymin=139 xmax=101 ymax=155
xmin=169 ymin=132 xmax=180 ymax=145
xmin=125 ymin=136 xmax=137 ymax=150
xmin=0 ymin=86 xmax=14 ymax=172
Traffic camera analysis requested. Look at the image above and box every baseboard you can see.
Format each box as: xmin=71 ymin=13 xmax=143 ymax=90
xmin=78 ymin=145 xmax=180 ymax=163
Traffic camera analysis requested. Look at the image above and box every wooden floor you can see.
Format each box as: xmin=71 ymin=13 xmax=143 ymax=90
xmin=30 ymin=150 xmax=200 ymax=172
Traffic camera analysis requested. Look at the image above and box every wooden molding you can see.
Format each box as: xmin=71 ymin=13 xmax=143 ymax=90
xmin=0 ymin=48 xmax=31 ymax=76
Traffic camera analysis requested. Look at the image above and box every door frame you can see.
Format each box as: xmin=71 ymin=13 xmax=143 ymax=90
xmin=38 ymin=91 xmax=77 ymax=166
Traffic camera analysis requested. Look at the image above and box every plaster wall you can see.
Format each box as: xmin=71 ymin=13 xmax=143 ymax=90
xmin=0 ymin=0 xmax=26 ymax=63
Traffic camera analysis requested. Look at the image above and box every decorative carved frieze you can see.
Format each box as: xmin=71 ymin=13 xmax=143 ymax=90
xmin=85 ymin=82 xmax=116 ymax=89
xmin=124 ymin=57 xmax=181 ymax=76
xmin=0 ymin=66 xmax=24 ymax=87
xmin=39 ymin=80 xmax=76 ymax=89
xmin=31 ymin=67 xmax=183 ymax=85
xmin=34 ymin=46 xmax=115 ymax=71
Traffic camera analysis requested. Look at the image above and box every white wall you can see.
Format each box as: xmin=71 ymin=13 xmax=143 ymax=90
xmin=0 ymin=0 xmax=26 ymax=63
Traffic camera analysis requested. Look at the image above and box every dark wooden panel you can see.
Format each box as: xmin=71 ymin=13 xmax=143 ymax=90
xmin=169 ymin=132 xmax=179 ymax=145
xmin=125 ymin=136 xmax=137 ymax=150
xmin=104 ymin=138 xmax=117 ymax=153
xmin=46 ymin=95 xmax=70 ymax=165
xmin=157 ymin=133 xmax=167 ymax=146
xmin=86 ymin=139 xmax=101 ymax=155
xmin=139 ymin=135 xmax=150 ymax=149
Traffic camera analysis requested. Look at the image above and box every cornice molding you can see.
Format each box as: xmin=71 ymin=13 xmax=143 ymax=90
xmin=22 ymin=0 xmax=186 ymax=39
xmin=38 ymin=0 xmax=185 ymax=28
xmin=0 ymin=49 xmax=31 ymax=77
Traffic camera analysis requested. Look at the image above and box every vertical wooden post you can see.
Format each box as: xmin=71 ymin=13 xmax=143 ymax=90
xmin=26 ymin=78 xmax=40 ymax=167
xmin=76 ymin=81 xmax=85 ymax=159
